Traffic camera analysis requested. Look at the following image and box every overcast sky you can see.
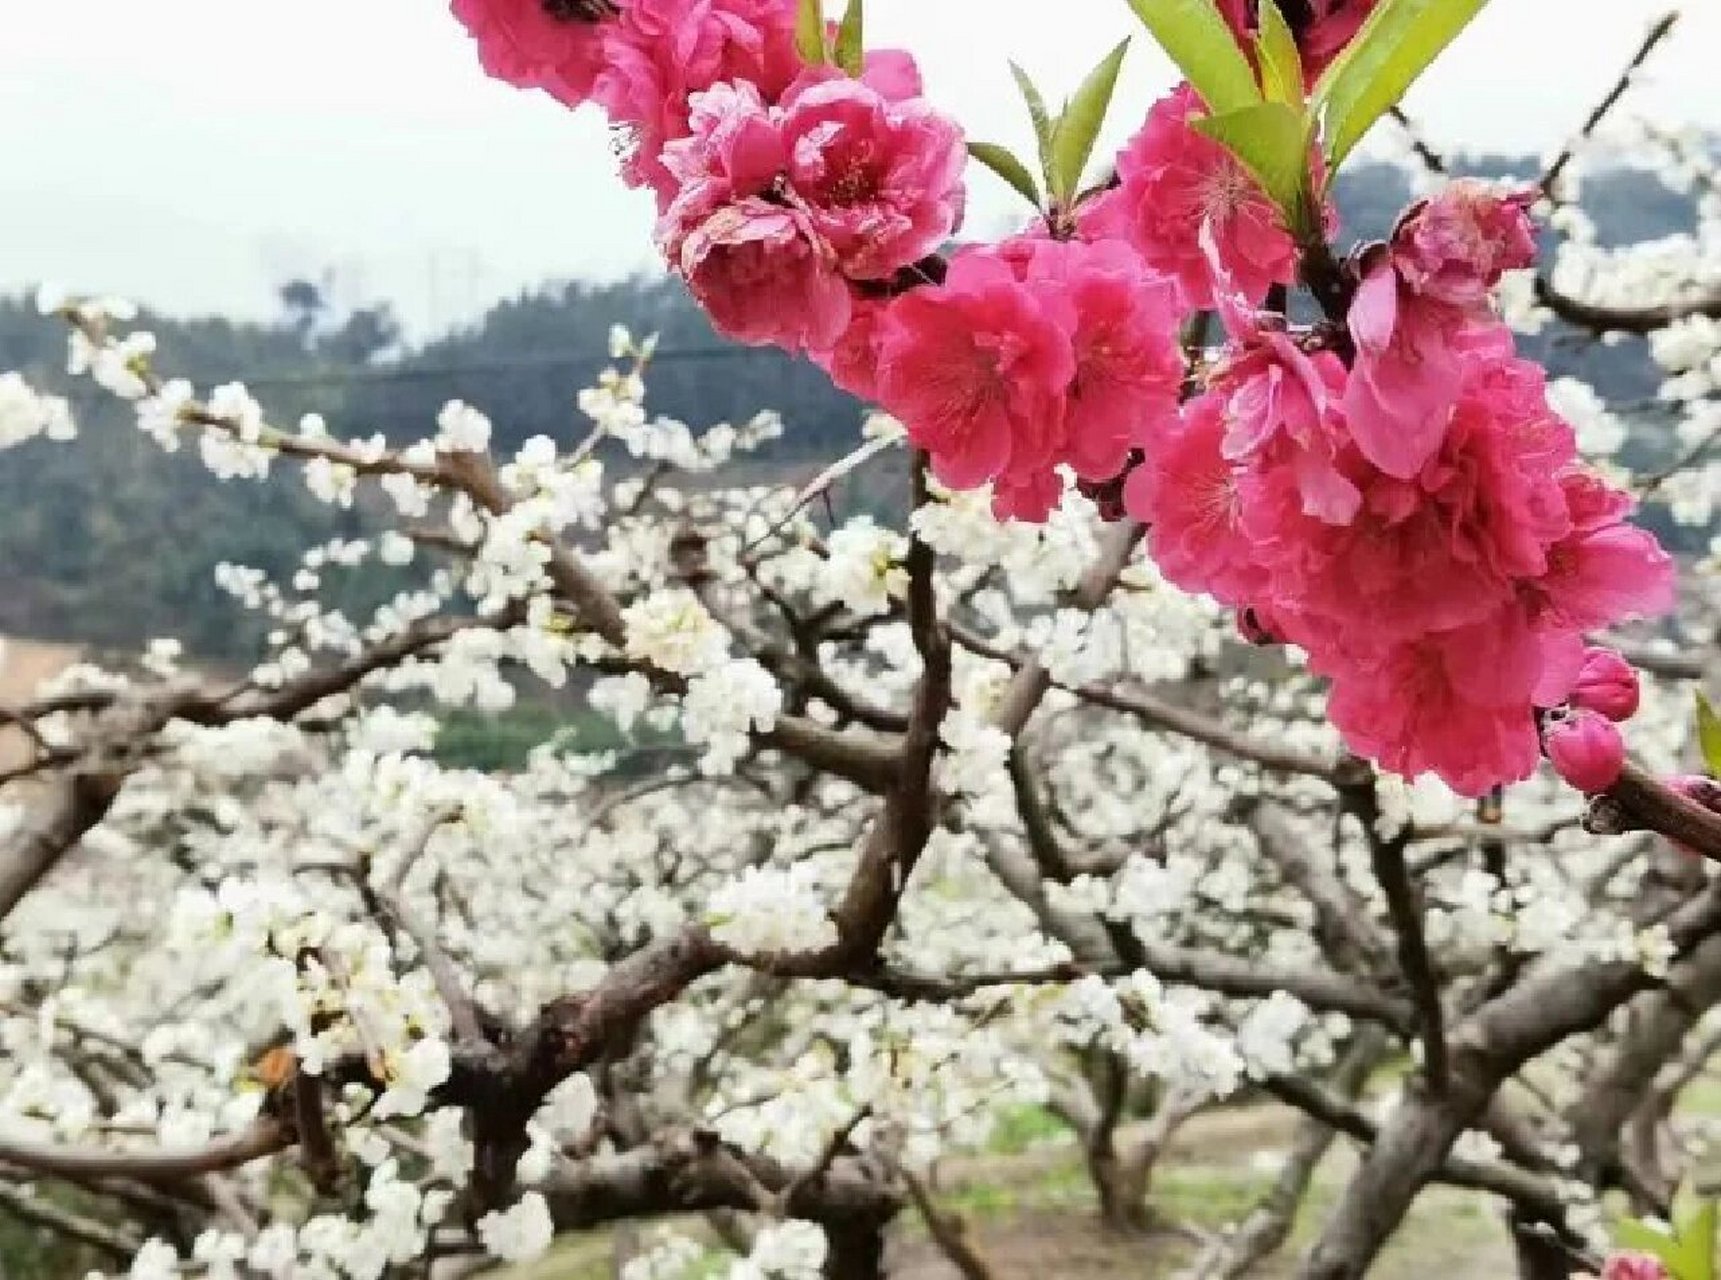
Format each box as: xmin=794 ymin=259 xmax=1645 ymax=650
xmin=5 ymin=0 xmax=1715 ymax=339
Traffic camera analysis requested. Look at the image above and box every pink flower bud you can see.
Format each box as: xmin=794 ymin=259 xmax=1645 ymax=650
xmin=1603 ymin=1253 xmax=1671 ymax=1280
xmin=1569 ymin=646 xmax=1640 ymax=722
xmin=1544 ymin=709 xmax=1625 ymax=794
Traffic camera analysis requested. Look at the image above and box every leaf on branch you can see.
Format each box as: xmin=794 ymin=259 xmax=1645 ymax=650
xmin=834 ymin=0 xmax=865 ymax=75
xmin=1049 ymin=39 xmax=1130 ymax=203
xmin=796 ymin=0 xmax=829 ymax=65
xmin=1312 ymin=0 xmax=1492 ymax=173
xmin=1699 ymin=693 xmax=1721 ymax=780
xmin=1010 ymin=61 xmax=1058 ymax=192
xmin=969 ymin=142 xmax=1044 ymax=210
xmin=1191 ymin=100 xmax=1315 ymax=237
xmin=1256 ymin=0 xmax=1304 ymax=105
xmin=1122 ymin=0 xmax=1262 ymax=115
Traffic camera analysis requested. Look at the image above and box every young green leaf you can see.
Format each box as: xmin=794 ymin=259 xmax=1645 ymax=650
xmin=1121 ymin=0 xmax=1262 ymax=115
xmin=834 ymin=0 xmax=865 ymax=75
xmin=969 ymin=141 xmax=1044 ymax=211
xmin=1190 ymin=100 xmax=1315 ymax=237
xmin=1048 ymin=39 xmax=1130 ymax=203
xmin=1256 ymin=0 xmax=1305 ymax=105
xmin=795 ymin=0 xmax=829 ymax=65
xmin=1612 ymin=1220 xmax=1682 ymax=1276
xmin=1670 ymin=1186 xmax=1717 ymax=1280
xmin=1699 ymin=693 xmax=1721 ymax=779
xmin=1010 ymin=61 xmax=1057 ymax=191
xmin=1312 ymin=0 xmax=1492 ymax=172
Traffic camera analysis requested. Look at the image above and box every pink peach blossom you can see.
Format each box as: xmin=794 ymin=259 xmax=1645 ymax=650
xmin=1126 ymin=393 xmax=1266 ymax=605
xmin=811 ymin=295 xmax=888 ymax=401
xmin=595 ymin=0 xmax=804 ymax=199
xmin=452 ymin=0 xmax=612 ymax=105
xmin=1079 ymin=84 xmax=1299 ymax=311
xmin=667 ymin=197 xmax=851 ymax=352
xmin=1000 ymin=236 xmax=1185 ymax=482
xmin=1345 ymin=183 xmax=1540 ymax=478
xmin=1320 ymin=609 xmax=1549 ymax=797
xmin=1601 ymin=1255 xmax=1671 ymax=1280
xmin=781 ymin=76 xmax=967 ymax=281
xmin=874 ymin=251 xmax=1074 ymax=491
xmin=1396 ymin=180 xmax=1539 ymax=310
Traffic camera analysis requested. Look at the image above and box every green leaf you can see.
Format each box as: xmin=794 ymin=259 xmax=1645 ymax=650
xmin=1121 ymin=0 xmax=1262 ymax=115
xmin=1613 ymin=1220 xmax=1682 ymax=1273
xmin=795 ymin=0 xmax=828 ymax=65
xmin=1191 ymin=100 xmax=1315 ymax=236
xmin=1255 ymin=0 xmax=1304 ymax=105
xmin=968 ymin=142 xmax=1044 ymax=210
xmin=1670 ymin=1187 xmax=1718 ymax=1280
xmin=1312 ymin=0 xmax=1492 ymax=172
xmin=1048 ymin=40 xmax=1129 ymax=203
xmin=1700 ymin=693 xmax=1721 ymax=779
xmin=1010 ymin=62 xmax=1057 ymax=191
xmin=834 ymin=0 xmax=865 ymax=75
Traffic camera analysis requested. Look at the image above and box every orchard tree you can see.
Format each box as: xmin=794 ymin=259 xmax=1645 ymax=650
xmin=2 ymin=2 xmax=1721 ymax=1280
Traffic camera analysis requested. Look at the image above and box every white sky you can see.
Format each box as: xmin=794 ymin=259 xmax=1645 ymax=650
xmin=4 ymin=0 xmax=1716 ymax=338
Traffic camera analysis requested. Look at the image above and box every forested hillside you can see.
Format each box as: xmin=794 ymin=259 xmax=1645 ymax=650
xmin=0 ymin=158 xmax=1702 ymax=656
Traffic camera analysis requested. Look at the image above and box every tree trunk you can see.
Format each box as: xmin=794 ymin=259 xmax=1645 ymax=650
xmin=822 ymin=1218 xmax=889 ymax=1280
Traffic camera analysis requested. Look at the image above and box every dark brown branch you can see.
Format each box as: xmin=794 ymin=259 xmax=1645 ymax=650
xmin=1588 ymin=761 xmax=1721 ymax=863
xmin=1538 ymin=10 xmax=1681 ymax=198
xmin=1339 ymin=766 xmax=1450 ymax=1092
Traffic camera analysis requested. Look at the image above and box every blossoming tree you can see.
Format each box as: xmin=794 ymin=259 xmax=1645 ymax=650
xmin=3 ymin=1 xmax=1721 ymax=1279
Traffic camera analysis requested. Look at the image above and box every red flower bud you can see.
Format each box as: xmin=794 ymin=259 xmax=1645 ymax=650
xmin=1569 ymin=646 xmax=1640 ymax=722
xmin=1544 ymin=708 xmax=1625 ymax=794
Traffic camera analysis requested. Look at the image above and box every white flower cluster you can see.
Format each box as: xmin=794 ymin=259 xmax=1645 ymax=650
xmin=707 ymin=862 xmax=837 ymax=957
xmin=0 ymin=371 xmax=75 ymax=448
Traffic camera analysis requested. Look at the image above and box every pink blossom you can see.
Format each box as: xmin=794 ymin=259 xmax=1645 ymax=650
xmin=1601 ymin=1255 xmax=1671 ymax=1280
xmin=992 ymin=465 xmax=1065 ymax=523
xmin=660 ymin=80 xmax=788 ymax=209
xmin=1248 ymin=354 xmax=1577 ymax=647
xmin=1396 ymin=180 xmax=1539 ymax=309
xmin=1079 ymin=84 xmax=1299 ymax=311
xmin=451 ymin=0 xmax=612 ymax=105
xmin=1568 ymin=646 xmax=1641 ymax=722
xmin=666 ymin=197 xmax=851 ymax=351
xmin=1000 ymin=237 xmax=1185 ymax=482
xmin=1544 ymin=707 xmax=1625 ymax=793
xmin=874 ymin=251 xmax=1074 ymax=491
xmin=1523 ymin=470 xmax=1677 ymax=634
xmin=1320 ymin=609 xmax=1548 ymax=797
xmin=781 ymin=76 xmax=967 ymax=281
xmin=1126 ymin=393 xmax=1266 ymax=605
xmin=1203 ymin=236 xmax=1360 ymax=523
xmin=811 ymin=295 xmax=887 ymax=401
xmin=1345 ymin=183 xmax=1539 ymax=478
xmin=1342 ymin=258 xmax=1467 ymax=478
xmin=595 ymin=0 xmax=804 ymax=199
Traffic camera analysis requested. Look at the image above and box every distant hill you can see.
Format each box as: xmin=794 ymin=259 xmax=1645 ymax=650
xmin=0 ymin=156 xmax=1706 ymax=656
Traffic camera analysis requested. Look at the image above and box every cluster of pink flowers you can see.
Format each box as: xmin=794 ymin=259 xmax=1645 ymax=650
xmin=1128 ymin=183 xmax=1673 ymax=795
xmin=873 ymin=236 xmax=1185 ymax=519
xmin=452 ymin=6 xmax=1680 ymax=798
xmin=657 ymin=68 xmax=966 ymax=355
xmin=455 ymin=0 xmax=967 ymax=363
